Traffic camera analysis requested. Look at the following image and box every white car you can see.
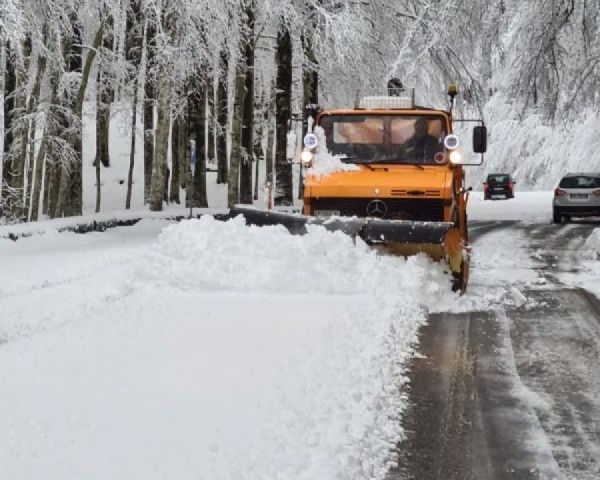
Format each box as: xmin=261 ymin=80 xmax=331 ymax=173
xmin=553 ymin=172 xmax=600 ymax=223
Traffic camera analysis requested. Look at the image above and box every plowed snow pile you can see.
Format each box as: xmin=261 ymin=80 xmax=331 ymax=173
xmin=0 ymin=217 xmax=451 ymax=480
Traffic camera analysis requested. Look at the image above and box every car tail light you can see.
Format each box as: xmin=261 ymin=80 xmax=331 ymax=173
xmin=593 ymin=189 xmax=600 ymax=196
xmin=554 ymin=188 xmax=566 ymax=197
xmin=483 ymin=183 xmax=488 ymax=190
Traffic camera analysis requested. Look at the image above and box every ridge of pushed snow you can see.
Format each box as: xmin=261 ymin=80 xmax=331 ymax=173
xmin=0 ymin=216 xmax=453 ymax=480
xmin=136 ymin=216 xmax=449 ymax=479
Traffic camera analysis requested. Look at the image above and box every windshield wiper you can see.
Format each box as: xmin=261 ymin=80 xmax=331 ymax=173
xmin=340 ymin=157 xmax=375 ymax=170
xmin=370 ymin=158 xmax=425 ymax=170
xmin=403 ymin=162 xmax=425 ymax=170
xmin=340 ymin=157 xmax=425 ymax=170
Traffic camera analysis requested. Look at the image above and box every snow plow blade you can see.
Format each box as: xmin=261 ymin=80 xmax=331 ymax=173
xmin=228 ymin=207 xmax=464 ymax=275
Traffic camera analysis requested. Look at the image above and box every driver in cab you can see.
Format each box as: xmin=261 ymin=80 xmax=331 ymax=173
xmin=404 ymin=117 xmax=441 ymax=163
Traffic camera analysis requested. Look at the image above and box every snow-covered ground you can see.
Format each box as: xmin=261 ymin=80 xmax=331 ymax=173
xmin=467 ymin=191 xmax=553 ymax=222
xmin=0 ymin=215 xmax=454 ymax=479
xmin=2 ymin=188 xmax=599 ymax=479
xmin=559 ymin=226 xmax=600 ymax=297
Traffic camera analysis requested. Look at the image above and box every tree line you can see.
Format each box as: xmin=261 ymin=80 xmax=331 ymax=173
xmin=0 ymin=0 xmax=351 ymax=223
xmin=2 ymin=0 xmax=599 ymax=223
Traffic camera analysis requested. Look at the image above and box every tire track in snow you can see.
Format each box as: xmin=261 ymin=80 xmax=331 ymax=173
xmin=391 ymin=220 xmax=600 ymax=479
xmin=510 ymin=288 xmax=600 ymax=480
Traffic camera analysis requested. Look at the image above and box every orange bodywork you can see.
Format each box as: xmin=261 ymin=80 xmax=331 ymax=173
xmin=303 ymin=108 xmax=470 ymax=290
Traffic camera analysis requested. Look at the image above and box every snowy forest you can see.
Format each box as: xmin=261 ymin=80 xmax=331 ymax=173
xmin=1 ymin=0 xmax=600 ymax=224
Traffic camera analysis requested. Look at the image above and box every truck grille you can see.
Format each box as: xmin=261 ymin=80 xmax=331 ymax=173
xmin=312 ymin=198 xmax=444 ymax=221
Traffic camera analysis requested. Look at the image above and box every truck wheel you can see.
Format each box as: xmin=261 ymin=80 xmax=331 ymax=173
xmin=552 ymin=208 xmax=562 ymax=224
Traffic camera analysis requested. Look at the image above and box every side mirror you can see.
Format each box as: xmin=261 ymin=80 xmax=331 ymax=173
xmin=473 ymin=125 xmax=487 ymax=153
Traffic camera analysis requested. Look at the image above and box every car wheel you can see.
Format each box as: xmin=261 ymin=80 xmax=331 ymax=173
xmin=563 ymin=215 xmax=571 ymax=223
xmin=553 ymin=208 xmax=562 ymax=224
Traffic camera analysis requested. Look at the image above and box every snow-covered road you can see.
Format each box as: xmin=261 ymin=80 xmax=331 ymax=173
xmin=392 ymin=219 xmax=600 ymax=480
xmin=2 ymin=192 xmax=600 ymax=479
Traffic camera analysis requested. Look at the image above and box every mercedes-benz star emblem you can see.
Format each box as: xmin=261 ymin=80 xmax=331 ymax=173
xmin=366 ymin=199 xmax=388 ymax=218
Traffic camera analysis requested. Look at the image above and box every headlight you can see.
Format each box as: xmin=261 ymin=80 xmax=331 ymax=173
xmin=449 ymin=150 xmax=462 ymax=164
xmin=301 ymin=149 xmax=315 ymax=165
xmin=444 ymin=134 xmax=460 ymax=150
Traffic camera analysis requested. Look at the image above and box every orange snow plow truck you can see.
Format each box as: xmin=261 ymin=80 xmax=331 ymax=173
xmin=231 ymin=84 xmax=487 ymax=292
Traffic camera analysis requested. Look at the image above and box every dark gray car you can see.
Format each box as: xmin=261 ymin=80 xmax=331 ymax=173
xmin=553 ymin=173 xmax=600 ymax=223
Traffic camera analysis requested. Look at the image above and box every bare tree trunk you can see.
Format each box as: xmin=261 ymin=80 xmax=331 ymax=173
xmin=95 ymin=73 xmax=112 ymax=168
xmin=26 ymin=52 xmax=48 ymax=220
xmin=42 ymin=158 xmax=52 ymax=216
xmin=178 ymin=113 xmax=187 ymax=190
xmin=125 ymin=0 xmax=142 ymax=209
xmin=95 ymin=17 xmax=113 ymax=213
xmin=26 ymin=51 xmax=47 ymax=220
xmin=169 ymin=115 xmax=181 ymax=203
xmin=46 ymin=162 xmax=60 ymax=218
xmin=228 ymin=58 xmax=246 ymax=207
xmin=239 ymin=0 xmax=255 ymax=204
xmin=149 ymin=5 xmax=175 ymax=212
xmin=95 ymin=14 xmax=113 ymax=169
xmin=149 ymin=64 xmax=169 ymax=211
xmin=207 ymin=81 xmax=215 ymax=167
xmin=265 ymin=82 xmax=275 ymax=186
xmin=125 ymin=79 xmax=139 ymax=209
xmin=95 ymin=70 xmax=103 ymax=213
xmin=31 ymin=65 xmax=60 ymax=221
xmin=1 ymin=43 xmax=17 ymax=213
xmin=11 ymin=36 xmax=32 ymax=219
xmin=300 ymin=28 xmax=318 ymax=200
xmin=216 ymin=49 xmax=228 ymax=184
xmin=253 ymin=94 xmax=264 ymax=201
xmin=57 ymin=19 xmax=84 ymax=218
xmin=187 ymin=83 xmax=208 ymax=207
xmin=57 ymin=22 xmax=103 ymax=218
xmin=274 ymin=24 xmax=293 ymax=206
xmin=143 ymin=16 xmax=156 ymax=203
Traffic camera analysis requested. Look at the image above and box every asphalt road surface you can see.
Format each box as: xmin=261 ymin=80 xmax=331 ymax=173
xmin=389 ymin=220 xmax=600 ymax=480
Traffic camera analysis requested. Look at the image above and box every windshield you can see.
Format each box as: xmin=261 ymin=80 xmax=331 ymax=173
xmin=488 ymin=175 xmax=510 ymax=184
xmin=559 ymin=176 xmax=600 ymax=189
xmin=320 ymin=115 xmax=447 ymax=165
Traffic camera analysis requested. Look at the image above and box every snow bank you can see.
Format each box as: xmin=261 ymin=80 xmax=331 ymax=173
xmin=135 ymin=216 xmax=449 ymax=478
xmin=583 ymin=228 xmax=600 ymax=260
xmin=0 ymin=217 xmax=453 ymax=480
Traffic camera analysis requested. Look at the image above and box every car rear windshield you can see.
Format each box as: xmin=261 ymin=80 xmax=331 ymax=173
xmin=487 ymin=175 xmax=510 ymax=184
xmin=558 ymin=176 xmax=600 ymax=189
